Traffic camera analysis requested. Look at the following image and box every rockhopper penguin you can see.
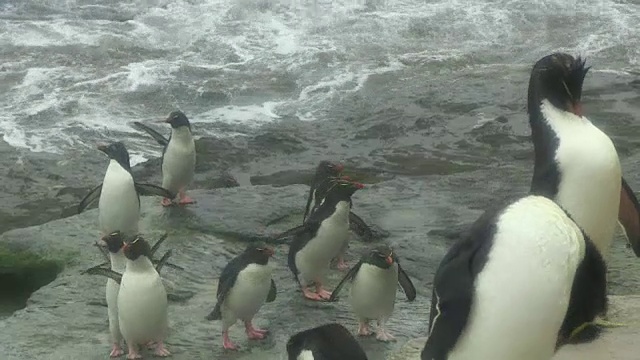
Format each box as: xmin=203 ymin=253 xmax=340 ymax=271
xmin=286 ymin=322 xmax=369 ymax=360
xmin=526 ymin=52 xmax=640 ymax=330
xmin=205 ymin=242 xmax=276 ymax=351
xmin=77 ymin=141 xmax=174 ymax=238
xmin=288 ymin=178 xmax=364 ymax=301
xmin=329 ymin=244 xmax=416 ymax=342
xmin=133 ymin=110 xmax=196 ymax=207
xmin=117 ymin=236 xmax=171 ymax=359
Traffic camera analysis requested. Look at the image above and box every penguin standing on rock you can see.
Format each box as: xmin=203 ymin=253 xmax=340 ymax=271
xmin=526 ymin=53 xmax=640 ymax=330
xmin=421 ymin=195 xmax=607 ymax=360
xmin=98 ymin=231 xmax=127 ymax=358
xmin=288 ymin=178 xmax=365 ymax=301
xmin=286 ymin=323 xmax=369 ymax=360
xmin=77 ymin=141 xmax=174 ymax=238
xmin=133 ymin=110 xmax=196 ymax=207
xmin=117 ymin=236 xmax=171 ymax=359
xmin=205 ymin=242 xmax=276 ymax=351
xmin=329 ymin=244 xmax=416 ymax=342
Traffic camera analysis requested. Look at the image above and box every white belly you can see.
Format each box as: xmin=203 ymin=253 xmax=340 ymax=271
xmin=542 ymin=101 xmax=621 ymax=259
xmin=295 ymin=202 xmax=350 ymax=285
xmin=117 ymin=261 xmax=168 ymax=345
xmin=297 ymin=350 xmax=315 ymax=360
xmin=106 ymin=251 xmax=126 ymax=342
xmin=449 ymin=195 xmax=584 ymax=360
xmin=98 ymin=161 xmax=140 ymax=237
xmin=221 ymin=264 xmax=273 ymax=328
xmin=162 ymin=130 xmax=196 ymax=194
xmin=350 ymin=263 xmax=398 ymax=321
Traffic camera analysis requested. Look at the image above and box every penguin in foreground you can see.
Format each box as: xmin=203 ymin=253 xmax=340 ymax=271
xmin=133 ymin=110 xmax=197 ymax=207
xmin=288 ymin=178 xmax=365 ymax=301
xmin=421 ymin=195 xmax=607 ymax=360
xmin=77 ymin=142 xmax=174 ymax=238
xmin=526 ymin=52 xmax=640 ymax=330
xmin=117 ymin=236 xmax=171 ymax=359
xmin=329 ymin=244 xmax=416 ymax=341
xmin=286 ymin=323 xmax=368 ymax=360
xmin=205 ymin=242 xmax=276 ymax=350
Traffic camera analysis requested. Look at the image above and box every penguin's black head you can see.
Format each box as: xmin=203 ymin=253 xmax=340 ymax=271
xmin=316 ymin=160 xmax=344 ymax=178
xmin=244 ymin=241 xmax=274 ymax=265
xmin=101 ymin=231 xmax=125 ymax=254
xmin=122 ymin=235 xmax=151 ymax=261
xmin=528 ymin=52 xmax=590 ymax=117
xmin=325 ymin=178 xmax=365 ymax=202
xmin=365 ymin=244 xmax=395 ymax=269
xmin=97 ymin=141 xmax=131 ymax=170
xmin=164 ymin=110 xmax=191 ymax=129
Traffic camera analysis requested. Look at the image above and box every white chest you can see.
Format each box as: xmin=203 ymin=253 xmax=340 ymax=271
xmin=99 ymin=161 xmax=140 ymax=236
xmin=541 ymin=100 xmax=621 ymax=257
xmin=296 ymin=201 xmax=351 ymax=269
xmin=223 ymin=264 xmax=273 ymax=319
xmin=350 ymin=263 xmax=398 ymax=319
xmin=297 ymin=350 xmax=315 ymax=360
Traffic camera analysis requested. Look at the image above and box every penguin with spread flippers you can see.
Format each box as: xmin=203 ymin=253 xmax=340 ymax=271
xmin=421 ymin=195 xmax=607 ymax=360
xmin=205 ymin=242 xmax=276 ymax=350
xmin=288 ymin=178 xmax=365 ymax=301
xmin=133 ymin=110 xmax=196 ymax=207
xmin=329 ymin=244 xmax=416 ymax=342
xmin=286 ymin=323 xmax=369 ymax=360
xmin=526 ymin=53 xmax=640 ymax=332
xmin=77 ymin=142 xmax=174 ymax=238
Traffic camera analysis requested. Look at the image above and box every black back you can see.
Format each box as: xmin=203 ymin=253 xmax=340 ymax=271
xmin=123 ymin=236 xmax=152 ymax=261
xmin=421 ymin=206 xmax=500 ymax=360
xmin=556 ymin=231 xmax=607 ymax=347
xmin=206 ymin=242 xmax=274 ymax=320
xmin=98 ymin=141 xmax=132 ymax=173
xmin=288 ymin=179 xmax=364 ymax=279
xmin=303 ymin=160 xmax=344 ymax=223
xmin=286 ymin=323 xmax=368 ymax=360
xmin=528 ymin=53 xmax=590 ymax=199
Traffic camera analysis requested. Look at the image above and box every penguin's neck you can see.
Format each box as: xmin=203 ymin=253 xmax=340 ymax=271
xmin=170 ymin=126 xmax=193 ymax=143
xmin=105 ymin=159 xmax=133 ymax=181
xmin=126 ymin=256 xmax=155 ymax=273
xmin=109 ymin=250 xmax=126 ymax=272
xmin=328 ymin=200 xmax=351 ymax=222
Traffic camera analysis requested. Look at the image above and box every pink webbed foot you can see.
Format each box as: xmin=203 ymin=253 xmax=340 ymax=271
xmin=302 ymin=286 xmax=324 ymax=301
xmin=245 ymin=320 xmax=268 ymax=340
xmin=153 ymin=342 xmax=171 ymax=357
xmin=223 ymin=331 xmax=238 ymax=350
xmin=336 ymin=257 xmax=349 ymax=271
xmin=161 ymin=198 xmax=173 ymax=207
xmin=375 ymin=323 xmax=396 ymax=342
xmin=315 ymin=283 xmax=332 ymax=300
xmin=178 ymin=190 xmax=196 ymax=205
xmin=357 ymin=322 xmax=372 ymax=336
xmin=126 ymin=344 xmax=142 ymax=359
xmin=110 ymin=343 xmax=124 ymax=357
xmin=146 ymin=340 xmax=156 ymax=349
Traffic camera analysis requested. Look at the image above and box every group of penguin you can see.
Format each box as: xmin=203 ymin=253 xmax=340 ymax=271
xmin=73 ymin=51 xmax=640 ymax=360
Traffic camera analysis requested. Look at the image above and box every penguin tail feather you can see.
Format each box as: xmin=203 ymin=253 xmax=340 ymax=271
xmin=206 ymin=304 xmax=222 ymax=321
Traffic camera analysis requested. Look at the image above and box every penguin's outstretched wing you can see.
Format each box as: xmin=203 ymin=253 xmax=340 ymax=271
xmin=618 ymin=177 xmax=640 ymax=256
xmin=150 ymin=233 xmax=169 ymax=257
xmin=154 ymin=249 xmax=173 ymax=273
xmin=266 ymin=279 xmax=277 ymax=303
xmin=328 ymin=261 xmax=362 ymax=302
xmin=349 ymin=211 xmax=374 ymax=241
xmin=422 ymin=209 xmax=495 ymax=360
xmin=82 ymin=265 xmax=123 ymax=284
xmin=397 ymin=263 xmax=417 ymax=301
xmin=206 ymin=255 xmax=244 ymax=321
xmin=77 ymin=184 xmax=103 ymax=213
xmin=134 ymin=183 xmax=176 ymax=199
xmin=133 ymin=121 xmax=170 ymax=146
xmin=273 ymin=225 xmax=306 ymax=241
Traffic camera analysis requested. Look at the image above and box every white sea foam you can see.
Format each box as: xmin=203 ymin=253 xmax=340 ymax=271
xmin=0 ymin=0 xmax=638 ymax=156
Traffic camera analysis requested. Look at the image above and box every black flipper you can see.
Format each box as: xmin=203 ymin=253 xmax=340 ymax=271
xmin=135 ymin=183 xmax=176 ymax=199
xmin=328 ymin=261 xmax=362 ymax=302
xmin=266 ymin=279 xmax=277 ymax=303
xmin=421 ymin=208 xmax=497 ymax=360
xmin=397 ymin=263 xmax=417 ymax=301
xmin=77 ymin=184 xmax=103 ymax=214
xmin=273 ymin=225 xmax=306 ymax=241
xmin=133 ymin=121 xmax=170 ymax=146
xmin=349 ymin=211 xmax=374 ymax=242
xmin=302 ymin=187 xmax=317 ymax=224
xmin=206 ymin=277 xmax=234 ymax=321
xmin=287 ymin=226 xmax=317 ymax=285
xmin=154 ymin=249 xmax=172 ymax=273
xmin=619 ymin=177 xmax=640 ymax=256
xmin=150 ymin=233 xmax=169 ymax=257
xmin=82 ymin=266 xmax=123 ymax=284
xmin=94 ymin=242 xmax=110 ymax=262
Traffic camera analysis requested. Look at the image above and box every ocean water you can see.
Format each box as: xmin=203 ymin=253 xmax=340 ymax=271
xmin=0 ymin=0 xmax=638 ymax=165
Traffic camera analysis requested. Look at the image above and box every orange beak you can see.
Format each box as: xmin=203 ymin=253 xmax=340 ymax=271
xmin=385 ymin=256 xmax=393 ymax=265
